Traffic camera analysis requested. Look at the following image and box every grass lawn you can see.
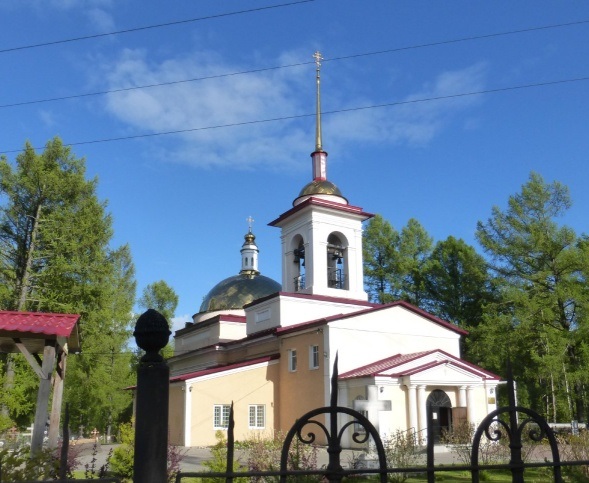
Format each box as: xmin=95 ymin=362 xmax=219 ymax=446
xmin=173 ymin=468 xmax=563 ymax=483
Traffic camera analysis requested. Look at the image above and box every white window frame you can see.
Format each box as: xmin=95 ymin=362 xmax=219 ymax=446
xmin=288 ymin=349 xmax=297 ymax=372
xmin=309 ymin=345 xmax=320 ymax=370
xmin=213 ymin=404 xmax=231 ymax=429
xmin=248 ymin=404 xmax=265 ymax=429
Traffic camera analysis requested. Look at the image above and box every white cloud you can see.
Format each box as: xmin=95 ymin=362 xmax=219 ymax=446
xmin=39 ymin=110 xmax=57 ymax=128
xmin=97 ymin=49 xmax=487 ymax=170
xmin=171 ymin=314 xmax=191 ymax=334
xmin=326 ymin=62 xmax=488 ymax=148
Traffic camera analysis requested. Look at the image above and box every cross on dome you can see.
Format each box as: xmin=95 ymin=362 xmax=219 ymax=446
xmin=246 ymin=215 xmax=255 ymax=233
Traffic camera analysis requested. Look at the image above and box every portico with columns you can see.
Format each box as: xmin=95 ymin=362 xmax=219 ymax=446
xmin=338 ymin=349 xmax=500 ymax=446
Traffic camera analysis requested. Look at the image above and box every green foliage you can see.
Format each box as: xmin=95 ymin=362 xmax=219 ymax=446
xmin=138 ymin=280 xmax=179 ymax=324
xmin=397 ymin=219 xmax=433 ymax=306
xmin=108 ymin=419 xmax=186 ymax=482
xmin=109 ymin=420 xmax=135 ymax=482
xmin=241 ymin=431 xmax=318 ymax=483
xmin=363 ymin=214 xmax=399 ymax=303
xmin=0 ymin=412 xmax=14 ymax=433
xmin=137 ymin=279 xmax=179 ymax=358
xmin=363 ymin=215 xmax=490 ymax=332
xmin=0 ymin=446 xmax=58 ymax=481
xmin=0 ymin=137 xmax=137 ymax=431
xmin=475 ymin=172 xmax=589 ymax=421
xmin=424 ymin=236 xmax=493 ymax=329
xmin=202 ymin=431 xmax=247 ymax=483
xmin=383 ymin=430 xmax=423 ymax=483
xmin=363 ymin=216 xmax=434 ymax=305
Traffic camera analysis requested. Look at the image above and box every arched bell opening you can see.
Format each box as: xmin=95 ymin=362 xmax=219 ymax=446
xmin=291 ymin=235 xmax=306 ymax=292
xmin=326 ymin=232 xmax=348 ymax=290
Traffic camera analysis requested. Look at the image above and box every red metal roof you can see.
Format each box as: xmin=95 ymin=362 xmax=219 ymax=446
xmin=339 ymin=349 xmax=501 ymax=381
xmin=0 ymin=310 xmax=80 ymax=338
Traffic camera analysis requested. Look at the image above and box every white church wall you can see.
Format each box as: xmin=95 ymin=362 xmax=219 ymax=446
xmin=326 ymin=308 xmax=462 ymax=374
xmin=218 ymin=321 xmax=248 ymax=342
xmin=245 ymin=294 xmax=370 ymax=335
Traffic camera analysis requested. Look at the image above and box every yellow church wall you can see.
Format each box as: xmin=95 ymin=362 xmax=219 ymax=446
xmin=188 ymin=361 xmax=279 ymax=446
xmin=169 ymin=384 xmax=185 ymax=446
xmin=225 ymin=337 xmax=280 ymax=365
xmin=278 ymin=329 xmax=328 ymax=443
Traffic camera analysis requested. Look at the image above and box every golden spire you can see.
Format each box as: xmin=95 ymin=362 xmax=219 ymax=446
xmin=313 ymin=51 xmax=323 ymax=152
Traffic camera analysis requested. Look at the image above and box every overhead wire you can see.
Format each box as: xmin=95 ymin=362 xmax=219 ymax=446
xmin=0 ymin=0 xmax=315 ymax=54
xmin=1 ymin=75 xmax=587 ymax=154
xmin=2 ymin=18 xmax=588 ymax=109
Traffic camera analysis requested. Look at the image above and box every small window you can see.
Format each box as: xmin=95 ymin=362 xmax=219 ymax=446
xmin=214 ymin=404 xmax=231 ymax=429
xmin=288 ymin=349 xmax=297 ymax=372
xmin=249 ymin=405 xmax=265 ymax=429
xmin=309 ymin=345 xmax=320 ymax=369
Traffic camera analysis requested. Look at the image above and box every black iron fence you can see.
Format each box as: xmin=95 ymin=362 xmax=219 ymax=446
xmin=176 ymin=357 xmax=589 ymax=483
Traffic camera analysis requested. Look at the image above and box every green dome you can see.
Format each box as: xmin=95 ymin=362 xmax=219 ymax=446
xmin=198 ymin=273 xmax=281 ymax=314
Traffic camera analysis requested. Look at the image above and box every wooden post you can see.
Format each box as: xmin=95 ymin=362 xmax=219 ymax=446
xmin=133 ymin=309 xmax=171 ymax=483
xmin=48 ymin=348 xmax=67 ymax=448
xmin=31 ymin=340 xmax=56 ymax=455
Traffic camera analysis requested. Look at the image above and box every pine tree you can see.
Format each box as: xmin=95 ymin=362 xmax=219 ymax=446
xmin=475 ymin=172 xmax=589 ymax=420
xmin=0 ymin=138 xmax=137 ymax=430
xmin=363 ymin=215 xmax=399 ymax=303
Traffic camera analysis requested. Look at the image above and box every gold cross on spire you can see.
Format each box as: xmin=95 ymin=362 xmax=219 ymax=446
xmin=313 ymin=51 xmax=323 ymax=151
xmin=313 ymin=51 xmax=323 ymax=70
xmin=246 ymin=215 xmax=254 ymax=233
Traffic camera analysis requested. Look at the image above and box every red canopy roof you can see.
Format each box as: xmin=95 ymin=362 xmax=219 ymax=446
xmin=0 ymin=310 xmax=81 ymax=353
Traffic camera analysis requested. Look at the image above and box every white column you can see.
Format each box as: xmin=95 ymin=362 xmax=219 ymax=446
xmin=417 ymin=385 xmax=427 ymax=434
xmin=459 ymin=386 xmax=467 ymax=407
xmin=184 ymin=383 xmax=192 ymax=447
xmin=407 ymin=385 xmax=418 ymax=432
xmin=466 ymin=386 xmax=475 ymax=425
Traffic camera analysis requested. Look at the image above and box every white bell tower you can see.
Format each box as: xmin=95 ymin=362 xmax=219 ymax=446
xmin=269 ymin=52 xmax=372 ymax=301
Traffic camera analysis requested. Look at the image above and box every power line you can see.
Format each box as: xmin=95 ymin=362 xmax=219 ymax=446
xmin=2 ymin=18 xmax=588 ymax=109
xmin=0 ymin=0 xmax=315 ymax=54
xmin=2 ymin=75 xmax=587 ymax=155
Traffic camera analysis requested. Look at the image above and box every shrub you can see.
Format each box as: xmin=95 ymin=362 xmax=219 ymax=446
xmin=383 ymin=430 xmax=423 ymax=483
xmin=108 ymin=421 xmax=135 ymax=482
xmin=0 ymin=446 xmax=57 ymax=481
xmin=202 ymin=431 xmax=247 ymax=483
xmin=108 ymin=420 xmax=186 ymax=483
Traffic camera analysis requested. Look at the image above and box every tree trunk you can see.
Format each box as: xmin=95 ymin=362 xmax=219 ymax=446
xmin=16 ymin=203 xmax=42 ymax=311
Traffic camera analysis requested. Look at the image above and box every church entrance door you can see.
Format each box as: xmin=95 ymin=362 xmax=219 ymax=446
xmin=426 ymin=389 xmax=452 ymax=444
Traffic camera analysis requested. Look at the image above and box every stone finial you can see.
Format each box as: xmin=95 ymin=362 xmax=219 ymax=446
xmin=133 ymin=309 xmax=171 ymax=361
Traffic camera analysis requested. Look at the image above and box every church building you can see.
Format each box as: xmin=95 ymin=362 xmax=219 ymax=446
xmin=167 ymin=53 xmax=500 ymax=448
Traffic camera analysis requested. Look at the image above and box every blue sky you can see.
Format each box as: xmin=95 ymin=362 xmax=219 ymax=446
xmin=1 ymin=1 xmax=588 ymax=332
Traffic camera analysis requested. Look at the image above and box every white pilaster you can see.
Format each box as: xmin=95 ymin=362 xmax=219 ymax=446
xmin=466 ymin=386 xmax=475 ymax=425
xmin=407 ymin=385 xmax=418 ymax=432
xmin=459 ymin=386 xmax=467 ymax=407
xmin=417 ymin=385 xmax=427 ymax=434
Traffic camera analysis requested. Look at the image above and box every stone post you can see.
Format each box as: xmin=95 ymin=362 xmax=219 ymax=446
xmin=133 ymin=309 xmax=171 ymax=483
